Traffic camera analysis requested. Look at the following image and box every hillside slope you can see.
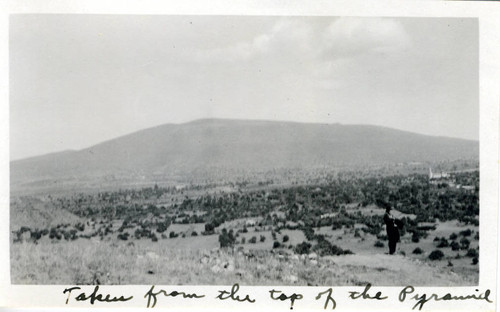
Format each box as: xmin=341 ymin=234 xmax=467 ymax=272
xmin=11 ymin=119 xmax=478 ymax=185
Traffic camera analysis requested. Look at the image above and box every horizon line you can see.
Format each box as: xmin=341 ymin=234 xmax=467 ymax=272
xmin=11 ymin=117 xmax=479 ymax=162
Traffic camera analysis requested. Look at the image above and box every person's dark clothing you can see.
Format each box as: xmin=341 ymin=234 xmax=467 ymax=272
xmin=384 ymin=212 xmax=400 ymax=255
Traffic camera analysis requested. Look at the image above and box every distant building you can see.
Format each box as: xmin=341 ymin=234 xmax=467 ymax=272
xmin=175 ymin=185 xmax=186 ymax=191
xmin=245 ymin=219 xmax=256 ymax=227
xmin=457 ymin=185 xmax=475 ymax=191
xmin=320 ymin=212 xmax=337 ymax=219
xmin=429 ymin=168 xmax=449 ymax=180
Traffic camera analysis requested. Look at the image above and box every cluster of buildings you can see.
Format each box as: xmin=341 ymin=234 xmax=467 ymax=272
xmin=429 ymin=168 xmax=475 ymax=191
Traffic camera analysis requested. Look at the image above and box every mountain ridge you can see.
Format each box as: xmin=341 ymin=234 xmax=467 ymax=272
xmin=12 ymin=118 xmax=478 ymax=163
xmin=11 ymin=118 xmax=479 ymax=187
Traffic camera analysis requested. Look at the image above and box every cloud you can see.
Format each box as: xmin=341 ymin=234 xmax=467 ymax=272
xmin=322 ymin=17 xmax=412 ymax=58
xmin=193 ymin=18 xmax=315 ymax=63
xmin=194 ymin=17 xmax=411 ymax=64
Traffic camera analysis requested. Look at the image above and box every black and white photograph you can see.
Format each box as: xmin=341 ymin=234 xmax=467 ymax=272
xmin=8 ymin=14 xmax=483 ymax=287
xmin=7 ymin=14 xmax=483 ymax=287
xmin=2 ymin=2 xmax=500 ymax=310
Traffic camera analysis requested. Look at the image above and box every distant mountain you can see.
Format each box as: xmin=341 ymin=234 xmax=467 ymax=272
xmin=11 ymin=118 xmax=478 ymax=186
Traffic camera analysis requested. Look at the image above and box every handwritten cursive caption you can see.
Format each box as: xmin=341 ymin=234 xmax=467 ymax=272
xmin=62 ymin=283 xmax=493 ymax=310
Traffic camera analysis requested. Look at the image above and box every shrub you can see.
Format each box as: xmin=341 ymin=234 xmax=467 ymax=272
xmin=75 ymin=223 xmax=85 ymax=231
xmin=412 ymin=247 xmax=424 ymax=255
xmin=374 ymin=240 xmax=385 ymax=248
xmin=30 ymin=231 xmax=42 ymax=241
xmin=283 ymin=235 xmax=289 ymax=243
xmin=437 ymin=238 xmax=449 ymax=248
xmin=472 ymin=257 xmax=478 ymax=265
xmin=260 ymin=235 xmax=266 ymax=242
xmin=117 ymin=233 xmax=129 ymax=241
xmin=294 ymin=241 xmax=311 ymax=254
xmin=204 ymin=223 xmax=215 ymax=234
xmin=450 ymin=241 xmax=460 ymax=251
xmin=459 ymin=229 xmax=472 ymax=237
xmin=169 ymin=231 xmax=178 ymax=238
xmin=303 ymin=226 xmax=315 ymax=240
xmin=460 ymin=237 xmax=470 ymax=250
xmin=192 ymin=231 xmax=198 ymax=236
xmin=466 ymin=248 xmax=478 ymax=258
xmin=134 ymin=229 xmax=142 ymax=239
xmin=156 ymin=222 xmax=169 ymax=233
xmin=49 ymin=228 xmax=57 ymax=239
xmin=449 ymin=232 xmax=458 ymax=240
xmin=428 ymin=250 xmax=444 ymax=261
xmin=151 ymin=234 xmax=158 ymax=242
xmin=241 ymin=237 xmax=246 ymax=244
xmin=313 ymin=239 xmax=346 ymax=256
xmin=411 ymin=232 xmax=420 ymax=243
xmin=354 ymin=229 xmax=361 ymax=238
xmin=273 ymin=241 xmax=281 ymax=249
xmin=249 ymin=236 xmax=257 ymax=244
xmin=218 ymin=229 xmax=235 ymax=248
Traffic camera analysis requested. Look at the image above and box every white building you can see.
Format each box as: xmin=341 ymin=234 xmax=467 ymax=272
xmin=429 ymin=168 xmax=449 ymax=180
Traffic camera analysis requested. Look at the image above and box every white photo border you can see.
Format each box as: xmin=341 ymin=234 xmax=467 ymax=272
xmin=0 ymin=1 xmax=499 ymax=311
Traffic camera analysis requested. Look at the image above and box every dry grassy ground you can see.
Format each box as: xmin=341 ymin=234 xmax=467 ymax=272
xmin=11 ymin=226 xmax=478 ymax=286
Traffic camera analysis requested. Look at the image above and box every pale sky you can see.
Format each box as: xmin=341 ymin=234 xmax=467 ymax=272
xmin=10 ymin=15 xmax=478 ymax=160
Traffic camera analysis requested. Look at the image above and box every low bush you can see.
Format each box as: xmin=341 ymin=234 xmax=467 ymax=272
xmin=411 ymin=232 xmax=420 ymax=243
xmin=156 ymin=222 xmax=169 ymax=233
xmin=117 ymin=233 xmax=129 ymax=241
xmin=428 ymin=250 xmax=444 ymax=261
xmin=460 ymin=237 xmax=470 ymax=250
xmin=374 ymin=240 xmax=385 ymax=248
xmin=219 ymin=229 xmax=235 ymax=248
xmin=459 ymin=229 xmax=472 ymax=237
xmin=466 ymin=248 xmax=478 ymax=258
xmin=354 ymin=229 xmax=361 ymax=238
xmin=294 ymin=241 xmax=311 ymax=254
xmin=437 ymin=238 xmax=449 ymax=248
xmin=412 ymin=247 xmax=424 ymax=255
xmin=313 ymin=239 xmax=346 ymax=256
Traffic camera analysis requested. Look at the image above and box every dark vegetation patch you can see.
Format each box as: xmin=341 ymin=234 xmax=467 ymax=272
xmin=12 ymin=170 xmax=478 ymax=268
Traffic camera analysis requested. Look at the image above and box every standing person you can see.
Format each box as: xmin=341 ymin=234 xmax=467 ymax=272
xmin=383 ymin=206 xmax=400 ymax=255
